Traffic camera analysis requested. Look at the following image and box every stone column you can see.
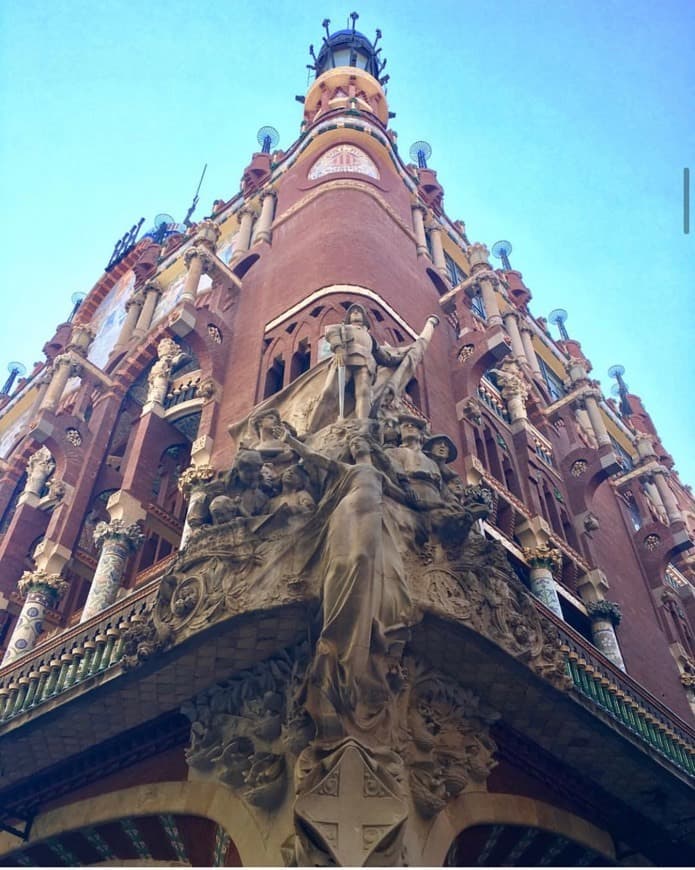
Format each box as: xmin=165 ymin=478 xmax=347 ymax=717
xmin=19 ymin=447 xmax=55 ymax=505
xmin=411 ymin=204 xmax=428 ymax=256
xmin=426 ymin=222 xmax=447 ymax=276
xmin=178 ymin=464 xmax=216 ymax=548
xmin=502 ymin=309 xmax=526 ymax=361
xmin=41 ymin=354 xmax=78 ymax=413
xmin=181 ymin=247 xmax=209 ymax=304
xmin=643 ymin=477 xmax=667 ymax=523
xmin=114 ymin=292 xmax=144 ymax=350
xmin=582 ymin=389 xmax=611 ymax=447
xmin=652 ymin=467 xmax=682 ymax=524
xmin=478 ymin=275 xmax=502 ymax=327
xmin=235 ymin=205 xmax=259 ymax=256
xmin=587 ymin=601 xmax=625 ymax=670
xmin=68 ymin=323 xmax=96 ymax=356
xmin=519 ymin=322 xmax=541 ymax=374
xmin=254 ymin=188 xmax=277 ymax=244
xmin=2 ymin=571 xmax=68 ymax=665
xmin=523 ymin=544 xmax=564 ymax=618
xmin=132 ymin=281 xmax=162 ymax=340
xmin=80 ymin=520 xmax=144 ymax=623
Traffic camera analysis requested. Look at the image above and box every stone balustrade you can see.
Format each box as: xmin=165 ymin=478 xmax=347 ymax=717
xmin=546 ymin=609 xmax=695 ymax=777
xmin=0 ymin=574 xmax=162 ymax=726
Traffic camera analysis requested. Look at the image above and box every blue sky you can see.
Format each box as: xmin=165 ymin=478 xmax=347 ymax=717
xmin=1 ymin=0 xmax=693 ymax=483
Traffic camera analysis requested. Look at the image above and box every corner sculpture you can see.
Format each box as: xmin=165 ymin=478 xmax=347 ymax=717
xmin=126 ymin=306 xmax=570 ymax=865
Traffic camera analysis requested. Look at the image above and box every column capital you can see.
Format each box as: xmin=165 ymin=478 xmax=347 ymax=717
xmin=565 ymin=356 xmax=590 ymax=385
xmin=178 ymin=463 xmax=216 ymax=495
xmin=238 ymin=202 xmax=260 ymax=220
xmin=410 ymin=200 xmax=428 ymax=216
xmin=523 ymin=543 xmax=562 ymax=574
xmin=502 ymin=308 xmax=520 ymax=323
xmin=518 ymin=319 xmax=535 ymax=335
xmin=142 ymin=279 xmax=164 ymax=297
xmin=193 ymin=218 xmax=221 ymax=248
xmin=184 ymin=244 xmax=214 ymax=269
xmin=93 ymin=519 xmax=144 ymax=551
xmin=491 ymin=359 xmax=528 ymax=401
xmin=587 ymin=599 xmax=622 ymax=626
xmin=125 ymin=291 xmax=145 ymax=312
xmin=18 ymin=569 xmax=68 ymax=602
xmin=467 ymin=242 xmax=491 ymax=270
xmin=67 ymin=323 xmax=97 ymax=356
xmin=259 ymin=185 xmax=277 ymax=202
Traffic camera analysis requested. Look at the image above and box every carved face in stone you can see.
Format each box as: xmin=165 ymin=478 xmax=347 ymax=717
xmin=429 ymin=440 xmax=450 ymax=460
xmin=254 ymin=409 xmax=281 ymax=438
xmin=382 ymin=418 xmax=399 ymax=446
xmin=282 ymin=466 xmax=308 ymax=491
xmin=399 ymin=420 xmax=424 ymax=445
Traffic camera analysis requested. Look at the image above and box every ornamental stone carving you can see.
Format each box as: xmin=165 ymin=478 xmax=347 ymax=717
xmin=120 ymin=314 xmax=574 ymax=860
xmin=523 ymin=543 xmax=563 ymax=574
xmin=587 ymin=600 xmax=622 ymax=626
xmin=18 ymin=569 xmax=69 ymax=600
xmin=146 ymin=338 xmax=189 ymax=406
xmin=177 ymin=464 xmax=216 ymax=495
xmin=93 ymin=519 xmax=145 ymax=551
xmin=25 ymin=446 xmax=55 ymax=496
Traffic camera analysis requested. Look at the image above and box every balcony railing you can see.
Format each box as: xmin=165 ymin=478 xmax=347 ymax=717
xmin=0 ymin=553 xmax=693 ymax=781
xmin=544 ymin=607 xmax=695 ymax=777
xmin=477 ymin=379 xmax=510 ymax=424
xmin=0 ymin=575 xmax=162 ymax=726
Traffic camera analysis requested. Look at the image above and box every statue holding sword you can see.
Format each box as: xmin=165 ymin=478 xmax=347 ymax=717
xmin=323 ymin=303 xmax=439 ymax=421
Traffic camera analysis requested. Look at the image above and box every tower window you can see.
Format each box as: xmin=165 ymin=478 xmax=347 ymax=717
xmin=471 ymin=291 xmax=486 ymax=320
xmin=538 ymin=357 xmax=565 ymax=402
xmin=264 ymin=356 xmax=285 ymax=398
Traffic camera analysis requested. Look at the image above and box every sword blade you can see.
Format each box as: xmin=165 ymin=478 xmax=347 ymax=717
xmin=337 ymin=364 xmax=346 ymax=419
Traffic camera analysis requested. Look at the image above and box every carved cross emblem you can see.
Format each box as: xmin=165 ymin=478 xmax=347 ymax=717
xmin=295 ymin=743 xmax=406 ymax=866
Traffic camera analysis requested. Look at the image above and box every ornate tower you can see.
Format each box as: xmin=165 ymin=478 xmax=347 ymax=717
xmin=0 ymin=16 xmax=693 ymax=867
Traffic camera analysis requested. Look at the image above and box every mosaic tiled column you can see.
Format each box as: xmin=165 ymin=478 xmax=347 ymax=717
xmin=80 ymin=520 xmax=144 ymax=623
xmin=587 ymin=600 xmax=625 ymax=671
xmin=2 ymin=571 xmax=68 ymax=665
xmin=523 ymin=544 xmax=564 ymax=618
xmin=178 ymin=464 xmax=216 ymax=549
